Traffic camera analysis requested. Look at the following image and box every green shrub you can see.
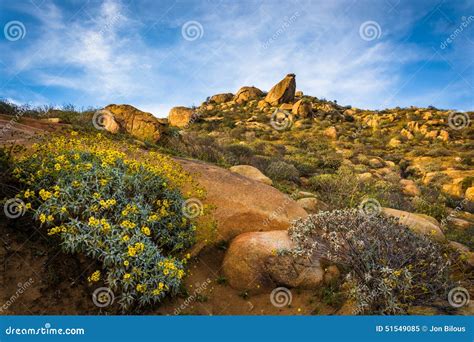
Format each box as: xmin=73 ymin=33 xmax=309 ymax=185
xmin=265 ymin=160 xmax=299 ymax=182
xmin=11 ymin=133 xmax=205 ymax=310
xmin=288 ymin=210 xmax=451 ymax=314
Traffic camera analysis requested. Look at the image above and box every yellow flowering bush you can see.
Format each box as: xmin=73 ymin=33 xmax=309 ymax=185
xmin=12 ymin=132 xmax=204 ymax=309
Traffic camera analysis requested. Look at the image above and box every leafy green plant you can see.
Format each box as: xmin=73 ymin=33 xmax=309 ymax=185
xmin=12 ymin=132 xmax=205 ymax=310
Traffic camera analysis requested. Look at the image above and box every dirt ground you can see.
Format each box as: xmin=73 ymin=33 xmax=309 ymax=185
xmin=0 ymin=218 xmax=338 ymax=316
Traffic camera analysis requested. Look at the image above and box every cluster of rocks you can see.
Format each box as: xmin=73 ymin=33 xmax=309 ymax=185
xmin=164 ymin=73 xmax=351 ymax=131
xmin=180 ymin=158 xmax=473 ymax=302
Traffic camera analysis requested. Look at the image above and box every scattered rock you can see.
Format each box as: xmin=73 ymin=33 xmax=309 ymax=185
xmin=388 ymin=138 xmax=401 ymax=148
xmin=210 ymin=93 xmax=234 ymax=104
xmin=449 ymin=217 xmax=471 ymax=230
xmin=257 ymin=100 xmax=269 ymax=109
xmin=104 ymin=104 xmax=164 ymax=141
xmin=382 ymin=208 xmax=445 ymax=241
xmin=295 ymin=90 xmax=303 ymax=97
xmin=292 ymin=99 xmax=312 ymax=118
xmin=466 ymin=187 xmax=474 ymax=202
xmin=449 ymin=240 xmax=470 ymax=253
xmin=368 ymin=158 xmax=384 ymax=169
xmin=357 ymin=172 xmax=373 ymax=181
xmin=438 ymin=130 xmax=449 ymax=141
xmin=401 ymin=128 xmax=414 ymax=140
xmin=297 ymin=191 xmax=315 ymax=198
xmin=223 ymin=230 xmax=324 ymax=292
xmin=279 ymin=103 xmax=293 ymax=111
xmin=234 ymin=87 xmax=264 ymax=104
xmin=40 ymin=118 xmax=62 ymax=124
xmin=264 ymin=74 xmax=296 ymax=105
xmin=229 ymin=165 xmax=273 ymax=185
xmin=323 ymin=126 xmax=337 ymax=140
xmin=400 ymin=179 xmax=421 ymax=197
xmin=296 ymin=197 xmax=329 ymax=213
xmin=168 ymin=106 xmax=196 ymax=128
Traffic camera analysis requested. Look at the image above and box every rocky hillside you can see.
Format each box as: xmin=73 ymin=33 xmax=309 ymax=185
xmin=0 ymin=74 xmax=472 ymax=315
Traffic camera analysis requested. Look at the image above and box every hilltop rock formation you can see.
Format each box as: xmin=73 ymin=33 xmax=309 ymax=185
xmin=104 ymin=104 xmax=164 ymax=141
xmin=175 ymin=158 xmax=307 ymax=241
xmin=265 ymin=74 xmax=296 ymax=105
xmin=234 ymin=86 xmax=264 ymax=104
xmin=168 ymin=106 xmax=196 ymax=128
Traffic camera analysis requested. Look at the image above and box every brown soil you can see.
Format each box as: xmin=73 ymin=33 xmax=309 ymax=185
xmin=0 ymin=219 xmax=338 ymax=315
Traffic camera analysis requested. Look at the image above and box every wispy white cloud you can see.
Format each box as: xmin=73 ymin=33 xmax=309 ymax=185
xmin=1 ymin=0 xmax=472 ymax=116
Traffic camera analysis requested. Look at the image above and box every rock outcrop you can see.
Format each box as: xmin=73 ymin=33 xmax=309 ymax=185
xmin=175 ymin=158 xmax=307 ymax=241
xmin=168 ymin=106 xmax=196 ymax=128
xmin=104 ymin=104 xmax=164 ymax=141
xmin=265 ymin=74 xmax=296 ymax=105
xmin=223 ymin=230 xmax=324 ymax=292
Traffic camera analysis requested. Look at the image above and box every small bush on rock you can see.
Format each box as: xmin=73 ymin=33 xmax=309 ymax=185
xmin=288 ymin=209 xmax=451 ymax=314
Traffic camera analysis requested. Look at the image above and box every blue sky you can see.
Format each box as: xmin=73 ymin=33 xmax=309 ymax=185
xmin=0 ymin=0 xmax=473 ymax=117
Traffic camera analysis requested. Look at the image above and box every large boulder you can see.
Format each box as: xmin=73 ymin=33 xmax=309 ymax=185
xmin=265 ymin=74 xmax=296 ymax=105
xmin=210 ymin=93 xmax=234 ymax=104
xmin=382 ymin=208 xmax=445 ymax=241
xmin=104 ymin=104 xmax=164 ymax=141
xmin=233 ymin=87 xmax=263 ymax=104
xmin=168 ymin=106 xmax=196 ymax=128
xmin=223 ymin=230 xmax=324 ymax=292
xmin=175 ymin=158 xmax=307 ymax=241
xmin=229 ymin=165 xmax=272 ymax=185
